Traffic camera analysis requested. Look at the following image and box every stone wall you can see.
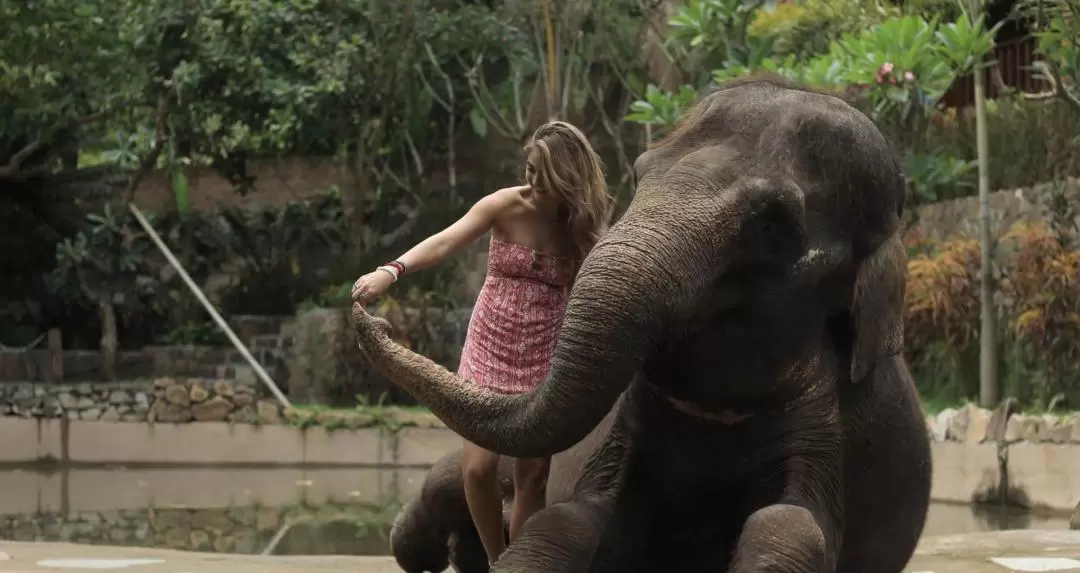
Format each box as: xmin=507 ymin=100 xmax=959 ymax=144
xmin=0 ymin=307 xmax=471 ymax=409
xmin=911 ymin=179 xmax=1080 ymax=240
xmin=0 ymin=378 xmax=282 ymax=425
xmin=927 ymin=403 xmax=1080 ymax=515
xmin=0 ymin=504 xmax=392 ymax=555
xmin=928 ymin=403 xmax=1080 ymax=445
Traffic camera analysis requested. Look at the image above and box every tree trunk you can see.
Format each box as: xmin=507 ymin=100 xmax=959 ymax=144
xmin=99 ymin=300 xmax=118 ymax=381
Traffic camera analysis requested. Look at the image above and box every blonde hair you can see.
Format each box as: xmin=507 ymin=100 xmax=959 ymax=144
xmin=524 ymin=121 xmax=611 ymax=261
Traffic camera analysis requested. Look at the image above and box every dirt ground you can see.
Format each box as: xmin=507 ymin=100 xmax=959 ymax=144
xmin=2 ymin=530 xmax=1080 ymax=572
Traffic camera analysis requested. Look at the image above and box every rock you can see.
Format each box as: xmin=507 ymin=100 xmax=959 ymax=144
xmin=99 ymin=406 xmax=120 ymax=422
xmin=154 ymin=377 xmax=175 ymax=389
xmin=156 ymin=405 xmax=194 ymax=423
xmin=214 ymin=533 xmax=235 ymax=553
xmin=1071 ymin=500 xmax=1080 ymax=531
xmin=41 ymin=396 xmax=62 ymax=418
xmin=75 ymin=383 xmax=93 ymax=396
xmin=57 ymin=392 xmax=79 ymax=410
xmin=1004 ymin=415 xmax=1024 ymax=443
xmin=108 ymin=390 xmax=133 ymax=405
xmin=232 ymin=392 xmax=253 ymax=408
xmin=255 ymin=507 xmax=280 ymax=532
xmin=190 ymin=529 xmax=211 ymax=550
xmin=165 ymin=384 xmax=191 ymax=407
xmin=232 ymin=529 xmax=258 ymax=553
xmin=120 ymin=413 xmax=144 ymax=422
xmin=986 ymin=397 xmax=1021 ymax=442
xmin=153 ymin=509 xmax=190 ymax=529
xmin=192 ymin=397 xmax=233 ymax=422
xmin=256 ymin=400 xmax=281 ymax=425
xmin=946 ymin=405 xmax=970 ymax=441
xmin=227 ymin=407 xmax=258 ymax=424
xmin=133 ymin=392 xmax=150 ymax=414
xmin=109 ymin=528 xmax=130 ymax=542
xmin=11 ymin=387 xmax=33 ymax=401
xmin=964 ymin=404 xmax=991 ymax=444
xmin=191 ymin=510 xmax=234 ymax=535
xmin=1020 ymin=415 xmax=1043 ymax=442
xmin=213 ymin=380 xmax=234 ymax=397
xmin=74 ymin=397 xmax=95 ymax=410
xmin=80 ymin=408 xmax=102 ymax=420
xmin=1070 ymin=414 xmax=1080 ymax=444
xmin=1048 ymin=418 xmax=1073 ymax=443
xmin=188 ymin=384 xmax=210 ymax=403
xmin=58 ymin=523 xmax=77 ymax=541
xmin=65 ymin=411 xmax=80 ymax=421
xmin=163 ymin=527 xmax=189 ymax=549
xmin=932 ymin=408 xmax=955 ymax=442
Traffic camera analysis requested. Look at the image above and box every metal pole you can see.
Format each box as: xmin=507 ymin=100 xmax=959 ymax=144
xmin=973 ymin=27 xmax=999 ymax=408
xmin=127 ymin=203 xmax=292 ymax=408
xmin=260 ymin=522 xmax=293 ymax=556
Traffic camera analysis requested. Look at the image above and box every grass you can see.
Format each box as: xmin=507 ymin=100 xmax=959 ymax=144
xmin=283 ymin=398 xmax=439 ymax=432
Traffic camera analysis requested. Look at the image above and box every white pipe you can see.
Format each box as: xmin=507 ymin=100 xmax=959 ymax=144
xmin=261 ymin=522 xmax=293 ymax=556
xmin=127 ymin=203 xmax=292 ymax=408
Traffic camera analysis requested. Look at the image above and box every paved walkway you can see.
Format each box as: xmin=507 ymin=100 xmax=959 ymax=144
xmin=1 ymin=530 xmax=1079 ymax=572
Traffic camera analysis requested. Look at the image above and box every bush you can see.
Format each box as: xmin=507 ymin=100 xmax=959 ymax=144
xmin=904 ymin=218 xmax=1080 ymax=408
xmin=49 ymin=186 xmax=472 ymax=350
xmin=921 ymin=99 xmax=1080 ymax=192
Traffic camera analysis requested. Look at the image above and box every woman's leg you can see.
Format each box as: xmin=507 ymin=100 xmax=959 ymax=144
xmin=509 ymin=456 xmax=551 ymax=541
xmin=462 ymin=440 xmax=507 ymax=563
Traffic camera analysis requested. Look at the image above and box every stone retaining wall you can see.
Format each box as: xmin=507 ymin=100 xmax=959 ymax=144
xmin=910 ymin=180 xmax=1080 ymax=241
xmin=0 ymin=504 xmax=393 ymax=555
xmin=0 ymin=378 xmax=282 ymax=424
xmin=0 ymin=402 xmax=1078 ymax=514
xmin=928 ymin=403 xmax=1080 ymax=445
xmin=927 ymin=403 xmax=1080 ymax=515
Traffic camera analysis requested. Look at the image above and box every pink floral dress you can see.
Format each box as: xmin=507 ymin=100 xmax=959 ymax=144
xmin=457 ymin=236 xmax=577 ymax=394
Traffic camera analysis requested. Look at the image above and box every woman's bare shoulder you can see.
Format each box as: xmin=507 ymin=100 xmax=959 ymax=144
xmin=481 ymin=185 xmax=531 ymax=214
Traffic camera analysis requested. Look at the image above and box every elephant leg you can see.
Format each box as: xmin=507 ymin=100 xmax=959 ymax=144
xmin=390 ymin=497 xmax=450 ymax=573
xmin=492 ymin=496 xmax=640 ymax=573
xmin=728 ymin=504 xmax=833 ymax=573
xmin=392 ymin=450 xmax=516 ymax=573
xmin=449 ymin=525 xmax=495 ymax=573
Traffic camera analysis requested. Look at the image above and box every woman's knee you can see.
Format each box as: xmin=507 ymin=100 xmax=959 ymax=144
xmin=514 ymin=458 xmax=550 ymax=493
xmin=461 ymin=444 xmax=500 ymax=484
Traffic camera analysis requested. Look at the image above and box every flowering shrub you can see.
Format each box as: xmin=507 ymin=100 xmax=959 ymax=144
xmin=903 ymin=219 xmax=1080 ymax=407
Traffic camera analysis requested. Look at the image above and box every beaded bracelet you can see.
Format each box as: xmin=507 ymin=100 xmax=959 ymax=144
xmin=376 ymin=265 xmax=399 ymax=282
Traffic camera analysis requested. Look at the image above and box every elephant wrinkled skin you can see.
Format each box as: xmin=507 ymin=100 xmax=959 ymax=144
xmin=355 ymin=76 xmax=932 ymax=573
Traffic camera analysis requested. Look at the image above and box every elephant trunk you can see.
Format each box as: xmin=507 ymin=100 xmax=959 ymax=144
xmin=356 ymin=178 xmax=806 ymax=458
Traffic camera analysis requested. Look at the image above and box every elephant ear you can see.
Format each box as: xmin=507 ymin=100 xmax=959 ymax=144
xmin=848 ymin=234 xmax=906 ymax=383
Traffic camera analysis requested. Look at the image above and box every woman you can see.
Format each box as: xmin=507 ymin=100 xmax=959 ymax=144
xmin=352 ymin=120 xmax=611 ymax=564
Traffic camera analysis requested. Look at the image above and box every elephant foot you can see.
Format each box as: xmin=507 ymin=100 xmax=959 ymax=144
xmin=390 ymin=498 xmax=450 ymax=573
xmin=728 ymin=504 xmax=830 ymax=573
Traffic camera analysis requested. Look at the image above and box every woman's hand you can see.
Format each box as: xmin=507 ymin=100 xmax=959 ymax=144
xmin=351 ymin=270 xmax=395 ymax=306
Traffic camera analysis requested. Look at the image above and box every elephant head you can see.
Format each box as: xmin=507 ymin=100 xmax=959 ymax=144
xmin=352 ymin=75 xmax=907 ymax=458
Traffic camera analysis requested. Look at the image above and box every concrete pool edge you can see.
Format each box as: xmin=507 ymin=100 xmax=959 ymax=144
xmin=1 ymin=418 xmax=1078 ymax=514
xmin=2 ymin=531 xmax=1080 ymax=572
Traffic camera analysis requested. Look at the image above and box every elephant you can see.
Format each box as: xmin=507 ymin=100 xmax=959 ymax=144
xmin=355 ymin=75 xmax=932 ymax=573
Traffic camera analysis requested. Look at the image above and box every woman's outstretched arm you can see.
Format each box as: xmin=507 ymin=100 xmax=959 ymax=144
xmin=394 ymin=185 xmax=524 ymax=273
